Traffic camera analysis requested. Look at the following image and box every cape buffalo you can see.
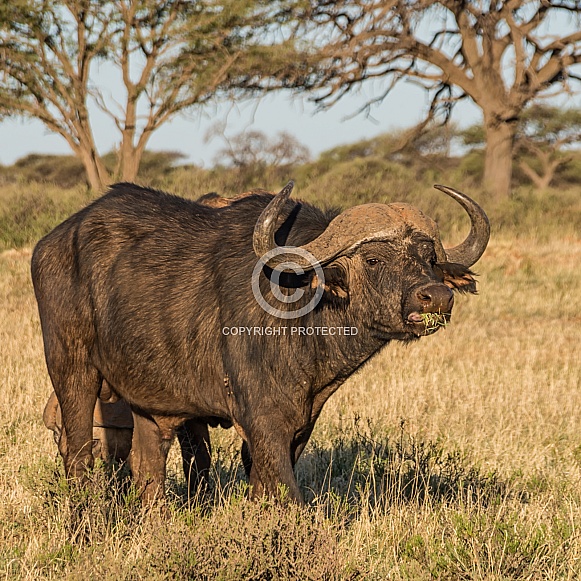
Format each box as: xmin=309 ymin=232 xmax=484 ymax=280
xmin=40 ymin=190 xmax=257 ymax=495
xmin=32 ymin=181 xmax=489 ymax=503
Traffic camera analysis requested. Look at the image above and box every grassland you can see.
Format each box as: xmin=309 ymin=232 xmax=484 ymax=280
xmin=0 ymin=180 xmax=580 ymax=578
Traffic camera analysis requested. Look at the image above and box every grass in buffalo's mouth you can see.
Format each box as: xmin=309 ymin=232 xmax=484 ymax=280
xmin=420 ymin=312 xmax=449 ymax=331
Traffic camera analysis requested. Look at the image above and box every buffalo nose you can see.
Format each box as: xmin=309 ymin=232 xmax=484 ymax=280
xmin=415 ymin=284 xmax=454 ymax=312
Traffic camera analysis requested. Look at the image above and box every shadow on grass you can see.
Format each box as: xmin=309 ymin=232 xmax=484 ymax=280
xmin=32 ymin=422 xmax=507 ymax=522
xmin=17 ymin=432 xmax=575 ymax=580
xmin=18 ymin=430 xmax=521 ymax=579
xmin=297 ymin=423 xmax=506 ymax=514
xmin=166 ymin=421 xmax=508 ymax=516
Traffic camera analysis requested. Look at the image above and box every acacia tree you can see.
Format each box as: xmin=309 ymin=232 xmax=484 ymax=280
xmin=462 ymin=104 xmax=581 ymax=188
xmin=0 ymin=0 xmax=296 ymax=190
xmin=214 ymin=129 xmax=310 ymax=169
xmin=516 ymin=104 xmax=581 ymax=189
xmin=295 ymin=0 xmax=581 ymax=197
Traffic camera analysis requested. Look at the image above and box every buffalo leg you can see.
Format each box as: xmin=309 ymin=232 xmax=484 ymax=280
xmin=245 ymin=421 xmax=303 ymax=504
xmin=48 ymin=355 xmax=101 ymax=481
xmin=177 ymin=419 xmax=211 ymax=498
xmin=128 ymin=411 xmax=171 ymax=504
xmin=243 ymin=427 xmax=313 ymax=478
xmin=241 ymin=440 xmax=252 ymax=478
xmin=292 ymin=424 xmax=317 ymax=467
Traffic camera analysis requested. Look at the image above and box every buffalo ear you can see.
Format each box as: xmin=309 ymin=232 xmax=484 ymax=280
xmin=311 ymin=263 xmax=349 ymax=305
xmin=435 ymin=262 xmax=478 ymax=294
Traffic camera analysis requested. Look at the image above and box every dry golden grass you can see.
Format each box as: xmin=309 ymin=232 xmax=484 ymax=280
xmin=1 ymin=234 xmax=580 ymax=579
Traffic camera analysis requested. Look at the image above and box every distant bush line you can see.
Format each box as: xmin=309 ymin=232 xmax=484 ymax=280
xmin=1 ymin=139 xmax=580 ymax=251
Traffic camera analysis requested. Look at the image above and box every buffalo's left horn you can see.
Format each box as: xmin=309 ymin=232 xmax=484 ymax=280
xmin=253 ymin=180 xmax=362 ymax=270
xmin=253 ymin=180 xmax=295 ymax=259
xmin=433 ymin=185 xmax=490 ymax=267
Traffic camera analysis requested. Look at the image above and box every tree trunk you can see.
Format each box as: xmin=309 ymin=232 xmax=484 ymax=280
xmin=483 ymin=119 xmax=517 ymax=198
xmin=118 ymin=123 xmax=151 ymax=183
xmin=119 ymin=142 xmax=141 ymax=183
xmin=539 ymin=158 xmax=562 ymax=190
xmin=78 ymin=146 xmax=111 ymax=191
xmin=521 ymin=161 xmax=555 ymax=189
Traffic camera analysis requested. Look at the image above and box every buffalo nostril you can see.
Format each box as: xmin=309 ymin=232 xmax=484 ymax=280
xmin=415 ymin=285 xmax=454 ymax=311
xmin=416 ymin=289 xmax=437 ymax=304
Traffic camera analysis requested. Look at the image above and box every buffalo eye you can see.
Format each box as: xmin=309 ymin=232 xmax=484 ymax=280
xmin=366 ymin=258 xmax=380 ymax=266
xmin=420 ymin=242 xmax=437 ymax=266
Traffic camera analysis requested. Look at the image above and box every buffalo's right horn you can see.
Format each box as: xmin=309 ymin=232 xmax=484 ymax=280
xmin=433 ymin=185 xmax=490 ymax=267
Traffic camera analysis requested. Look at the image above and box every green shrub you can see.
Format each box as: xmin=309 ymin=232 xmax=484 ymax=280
xmin=0 ymin=184 xmax=93 ymax=250
xmin=1 ymin=154 xmax=87 ymax=188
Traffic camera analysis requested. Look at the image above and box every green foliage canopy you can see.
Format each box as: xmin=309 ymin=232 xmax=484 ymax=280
xmin=0 ymin=0 xmax=303 ymax=189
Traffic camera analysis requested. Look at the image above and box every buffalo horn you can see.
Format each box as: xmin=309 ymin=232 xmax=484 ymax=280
xmin=433 ymin=185 xmax=490 ymax=267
